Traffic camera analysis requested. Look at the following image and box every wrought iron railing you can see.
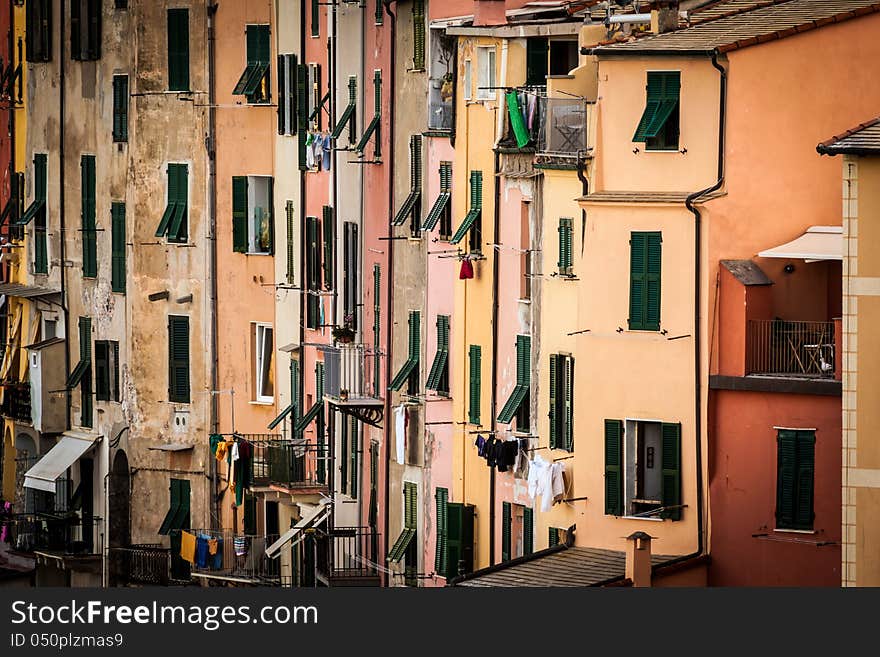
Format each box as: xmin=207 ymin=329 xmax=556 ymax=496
xmin=316 ymin=527 xmax=380 ymax=581
xmin=746 ymin=319 xmax=836 ymax=377
xmin=109 ymin=545 xmax=172 ymax=586
xmin=10 ymin=514 xmax=102 ymax=555
xmin=248 ymin=437 xmax=327 ymax=489
xmin=186 ymin=529 xmax=281 ymax=585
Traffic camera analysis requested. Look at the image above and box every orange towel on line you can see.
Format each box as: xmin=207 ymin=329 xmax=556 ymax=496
xmin=180 ymin=530 xmax=197 ymax=564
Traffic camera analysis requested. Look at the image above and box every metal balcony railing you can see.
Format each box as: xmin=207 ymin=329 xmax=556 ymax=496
xmin=108 ymin=545 xmax=172 ymax=586
xmin=315 ymin=527 xmax=381 ymax=582
xmin=249 ymin=436 xmax=328 ymax=489
xmin=1 ymin=383 xmax=31 ymax=423
xmin=10 ymin=514 xmax=102 ymax=555
xmin=746 ymin=319 xmax=836 ymax=377
xmin=186 ymin=529 xmax=281 ymax=585
xmin=323 ymin=344 xmax=381 ymax=402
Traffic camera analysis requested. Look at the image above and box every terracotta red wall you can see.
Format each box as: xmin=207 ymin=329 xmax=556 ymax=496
xmin=708 ymin=389 xmax=841 ymax=586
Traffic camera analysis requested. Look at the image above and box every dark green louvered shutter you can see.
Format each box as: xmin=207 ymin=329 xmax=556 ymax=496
xmin=290 ymin=358 xmax=300 ymax=424
xmin=604 ymin=419 xmax=623 ymax=516
xmin=375 ymin=0 xmax=384 ymax=24
xmin=369 ymin=442 xmax=379 ymax=530
xmin=316 ymin=362 xmax=326 ymax=483
xmin=286 ymin=201 xmax=295 ymax=283
xmin=167 ymin=8 xmax=190 ymax=91
xmin=232 ymin=176 xmax=248 ymax=253
xmin=795 ymin=432 xmax=816 ymax=530
xmin=80 ymin=316 xmax=93 ymax=428
xmin=630 ymin=232 xmax=661 ymax=331
xmin=277 ymin=54 xmax=286 ymax=134
xmin=777 ymin=430 xmax=815 ymax=530
xmin=33 ymin=154 xmax=48 ymax=274
xmin=112 ymin=75 xmax=128 ymax=142
xmin=646 ymin=233 xmax=662 ymax=330
xmin=111 ymin=202 xmax=126 ymax=294
xmin=412 ymin=0 xmax=425 ymax=70
xmin=446 ymin=503 xmax=473 ymax=578
xmin=81 ymin=155 xmax=97 ymax=278
xmin=71 ymin=0 xmax=81 ymax=60
xmin=468 ymin=345 xmax=481 ymax=425
xmin=297 ymin=63 xmax=308 ymax=169
xmin=322 ymin=205 xmax=334 ymax=289
xmin=548 ymin=355 xmax=558 ymax=448
xmin=311 ymin=0 xmax=319 ymax=37
xmin=168 ymin=316 xmax=190 ymax=403
xmin=564 ymin=357 xmax=574 ymax=452
xmin=523 ymin=507 xmax=533 ymax=556
xmin=660 ymin=422 xmax=682 ymax=520
xmin=558 ymin=217 xmax=572 ymax=275
xmin=340 ymin=415 xmax=349 ymax=495
xmin=434 ymin=488 xmax=448 ymax=575
xmin=95 ymin=342 xmax=109 ymax=400
xmin=350 ymin=417 xmax=359 ymax=497
xmin=501 ymin=502 xmax=511 ymax=562
xmin=549 ymin=527 xmax=559 ymax=548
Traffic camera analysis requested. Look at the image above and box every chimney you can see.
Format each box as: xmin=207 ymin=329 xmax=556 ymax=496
xmin=651 ymin=1 xmax=680 ymax=34
xmin=625 ymin=531 xmax=654 ymax=587
xmin=474 ymin=0 xmax=506 ymax=27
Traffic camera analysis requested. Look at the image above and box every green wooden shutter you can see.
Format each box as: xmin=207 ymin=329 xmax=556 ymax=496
xmin=369 ymin=441 xmax=379 ymax=529
xmin=179 ymin=479 xmax=191 ymax=527
xmin=112 ymin=341 xmax=120 ymax=401
xmin=297 ymin=63 xmax=308 ymax=169
xmin=501 ymin=501 xmax=511 ymax=562
xmin=71 ymin=0 xmax=82 ymax=60
xmin=523 ymin=507 xmax=534 ymax=556
xmin=629 ymin=232 xmax=646 ymax=330
xmin=549 ymin=354 xmax=558 ymax=449
xmin=311 ymin=0 xmax=319 ymax=37
xmin=111 ymin=202 xmax=126 ymax=294
xmin=277 ymin=54 xmax=286 ymax=134
xmin=350 ymin=417 xmax=359 ymax=498
xmin=79 ymin=317 xmax=93 ymax=428
xmin=232 ymin=176 xmax=248 ymax=252
xmin=86 ymin=0 xmax=101 ymax=60
xmin=404 ymin=482 xmax=417 ymax=529
xmin=549 ymin=527 xmax=559 ymax=548
xmin=94 ymin=341 xmax=108 ymax=402
xmin=168 ymin=316 xmax=190 ymax=403
xmin=604 ymin=419 xmax=624 ymax=516
xmin=167 ymin=8 xmax=190 ymax=91
xmin=794 ymin=431 xmax=815 ymax=530
xmin=290 ymin=358 xmax=300 ymax=423
xmin=558 ymin=217 xmax=572 ymax=274
xmin=33 ymin=155 xmax=48 ymax=274
xmin=322 ymin=205 xmax=334 ymax=289
xmin=112 ymin=75 xmax=128 ymax=142
xmin=776 ymin=430 xmax=797 ymax=529
xmin=375 ymin=0 xmax=384 ymax=24
xmin=434 ymin=487 xmax=448 ymax=575
xmin=412 ymin=0 xmax=425 ymax=70
xmin=660 ymin=422 xmax=682 ymax=520
xmin=564 ymin=356 xmax=574 ymax=452
xmin=468 ymin=345 xmax=481 ymax=425
xmin=81 ymin=155 xmax=97 ymax=278
xmin=286 ymin=201 xmax=295 ymax=284
xmin=646 ymin=233 xmax=662 ymax=331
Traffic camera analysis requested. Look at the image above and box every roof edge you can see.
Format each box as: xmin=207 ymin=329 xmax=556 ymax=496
xmin=448 ymin=543 xmax=570 ymax=586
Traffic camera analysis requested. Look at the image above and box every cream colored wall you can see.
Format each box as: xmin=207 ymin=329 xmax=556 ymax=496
xmin=594 ymin=57 xmax=719 ymax=193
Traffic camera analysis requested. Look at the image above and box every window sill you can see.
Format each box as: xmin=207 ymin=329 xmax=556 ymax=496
xmin=773 ymin=528 xmax=817 ymax=535
xmin=244 ymin=251 xmax=272 ymax=257
xmin=620 ymin=515 xmax=665 ymax=522
xmin=643 ymin=148 xmax=682 ymax=154
xmin=250 ymin=399 xmax=274 ymax=406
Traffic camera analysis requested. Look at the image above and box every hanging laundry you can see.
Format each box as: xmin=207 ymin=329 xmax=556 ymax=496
xmin=215 ymin=440 xmax=229 ymax=462
xmin=180 ymin=530 xmax=197 ymax=564
xmin=313 ymin=133 xmax=325 ymax=169
xmin=233 ymin=535 xmax=250 ymax=558
xmin=305 ymin=132 xmax=316 ymax=169
xmin=498 ymin=440 xmax=518 ymax=473
xmin=209 ymin=434 xmax=223 ymax=457
xmin=207 ymin=538 xmax=218 ymax=556
xmin=321 ymin=134 xmax=332 ymax=170
xmin=195 ymin=534 xmax=210 ymax=568
xmin=395 ymin=405 xmax=407 ymax=465
xmin=459 ymin=257 xmax=474 ymax=280
xmin=475 ymin=435 xmax=487 ymax=458
xmin=551 ymin=462 xmax=566 ymax=506
xmin=211 ymin=538 xmax=224 ymax=570
xmin=506 ymin=91 xmax=531 ymax=149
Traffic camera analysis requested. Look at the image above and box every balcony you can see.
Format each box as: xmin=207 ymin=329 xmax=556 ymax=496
xmin=10 ymin=514 xmax=102 ymax=556
xmin=322 ymin=344 xmax=384 ymax=428
xmin=536 ymin=97 xmax=592 ymax=160
xmin=249 ymin=436 xmax=328 ymax=493
xmin=187 ymin=529 xmax=282 ymax=586
xmin=108 ymin=545 xmax=173 ymax=587
xmin=315 ymin=527 xmax=381 ymax=587
xmin=1 ymin=382 xmax=31 ymax=423
xmin=746 ymin=320 xmax=837 ymax=378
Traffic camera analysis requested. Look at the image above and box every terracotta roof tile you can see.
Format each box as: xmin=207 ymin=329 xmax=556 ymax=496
xmin=817 ymin=117 xmax=880 ymax=155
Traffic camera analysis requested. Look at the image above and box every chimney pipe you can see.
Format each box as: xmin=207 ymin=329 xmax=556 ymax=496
xmin=625 ymin=531 xmax=655 ymax=587
xmin=651 ymin=1 xmax=681 ymax=34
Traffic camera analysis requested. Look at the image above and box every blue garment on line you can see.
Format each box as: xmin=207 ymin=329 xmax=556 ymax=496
xmin=195 ymin=535 xmax=210 ymax=568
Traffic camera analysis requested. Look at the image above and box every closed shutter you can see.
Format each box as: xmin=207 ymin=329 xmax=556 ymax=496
xmin=322 ymin=206 xmax=334 ymax=289
xmin=350 ymin=417 xmax=359 ymax=497
xmin=112 ymin=75 xmax=128 ymax=142
xmin=629 ymin=232 xmax=646 ymax=330
xmin=95 ymin=341 xmax=109 ymax=402
xmin=777 ymin=429 xmax=814 ymax=530
xmin=660 ymin=423 xmax=682 ymax=520
xmin=111 ymin=202 xmax=126 ymax=294
xmin=407 ymin=310 xmax=420 ymax=394
xmin=277 ymin=54 xmax=286 ymax=134
xmin=564 ymin=356 xmax=574 ymax=452
xmin=311 ymin=0 xmax=319 ymax=37
xmin=297 ymin=63 xmax=309 ymax=169
xmin=501 ymin=501 xmax=511 ymax=562
xmin=523 ymin=507 xmax=533 ymax=556
xmin=285 ymin=201 xmax=295 ymax=284
xmin=112 ymin=341 xmax=120 ymax=402
xmin=167 ymin=164 xmax=189 ymax=243
xmin=71 ymin=0 xmax=82 ymax=60
xmin=604 ymin=419 xmax=623 ymax=516
xmin=81 ymin=156 xmax=97 ymax=278
xmin=558 ymin=217 xmax=572 ymax=274
xmin=232 ymin=176 xmax=248 ymax=253
xmin=630 ymin=231 xmax=661 ymax=331
xmin=290 ymin=358 xmax=300 ymax=424
xmin=369 ymin=442 xmax=378 ymax=530
xmin=375 ymin=0 xmax=384 ymax=25
xmin=434 ymin=487 xmax=448 ymax=575
xmin=795 ymin=432 xmax=815 ymax=529
xmin=79 ymin=317 xmax=93 ymax=429
xmin=548 ymin=355 xmax=558 ymax=449
xmin=412 ymin=0 xmax=425 ymax=70
xmin=646 ymin=233 xmax=662 ymax=330
xmin=468 ymin=345 xmax=481 ymax=425
xmin=86 ymin=0 xmax=101 ymax=60
xmin=167 ymin=9 xmax=190 ymax=92
xmin=168 ymin=316 xmax=190 ymax=403
xmin=549 ymin=527 xmax=559 ymax=548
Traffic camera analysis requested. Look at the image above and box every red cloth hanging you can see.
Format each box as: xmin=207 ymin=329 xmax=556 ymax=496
xmin=459 ymin=258 xmax=474 ymax=280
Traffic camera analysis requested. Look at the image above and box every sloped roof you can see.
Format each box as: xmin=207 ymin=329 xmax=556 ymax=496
xmin=720 ymin=260 xmax=773 ymax=286
xmin=591 ymin=0 xmax=880 ymax=55
xmin=817 ymin=117 xmax=880 ymax=155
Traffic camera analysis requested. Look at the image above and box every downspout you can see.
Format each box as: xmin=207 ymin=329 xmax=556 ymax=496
xmin=382 ymin=0 xmax=395 ymax=586
xmin=7 ymin=1 xmax=14 ymax=282
xmin=671 ymin=51 xmax=725 ymax=569
xmin=207 ymin=3 xmax=219 ymax=530
xmin=60 ymin=0 xmax=70 ymax=431
xmin=298 ymin=0 xmax=307 ymax=483
xmin=489 ymin=149 xmax=500 ymax=566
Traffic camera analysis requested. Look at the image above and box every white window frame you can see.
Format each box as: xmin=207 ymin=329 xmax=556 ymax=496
xmin=253 ymin=323 xmax=274 ymax=403
xmin=623 ymin=417 xmax=666 ymax=521
xmin=476 ymin=47 xmax=496 ymax=101
xmin=246 ymin=175 xmax=273 ymax=255
xmin=463 ymin=59 xmax=472 ymax=101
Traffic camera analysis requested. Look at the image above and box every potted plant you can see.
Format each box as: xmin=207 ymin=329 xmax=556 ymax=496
xmin=339 ymin=389 xmax=349 ymax=402
xmin=332 ymin=314 xmax=356 ymax=344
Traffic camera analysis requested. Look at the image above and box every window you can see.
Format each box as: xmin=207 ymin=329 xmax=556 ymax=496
xmin=605 ymin=419 xmax=682 ymax=520
xmin=242 ymin=492 xmax=257 ymax=535
xmin=268 ymin=357 xmax=299 ymax=431
xmin=356 ymin=69 xmax=381 ymax=157
xmin=387 ymin=482 xmax=418 ymax=586
xmin=23 ymin=154 xmax=48 ymax=274
xmin=330 ymin=76 xmax=357 ymax=142
xmin=450 ymin=171 xmax=482 ymax=251
xmin=71 ymin=0 xmax=101 ymax=61
xmin=425 ymin=315 xmax=450 ymax=396
xmin=427 ymin=32 xmax=455 ymax=131
xmin=114 ymin=0 xmax=127 ymax=8
xmin=232 ymin=176 xmax=274 ymax=254
xmin=633 ymin=71 xmax=680 ymax=151
xmin=549 ymin=354 xmax=574 ymax=452
xmin=81 ymin=155 xmax=97 ymax=278
xmin=95 ymin=340 xmax=119 ymax=402
xmin=305 ymin=216 xmax=321 ymax=329
xmin=43 ymin=319 xmax=57 ymax=340
xmin=549 ymin=39 xmax=578 ymax=76
xmin=343 ymin=222 xmax=359 ymax=330
xmin=468 ymin=344 xmax=481 ymax=425
xmin=526 ymin=38 xmax=548 ymax=86
xmin=463 ymin=59 xmax=472 ymax=101
xmin=558 ymin=217 xmax=573 ymax=276
xmin=112 ymin=75 xmax=128 ymax=142
xmin=253 ymin=324 xmax=274 ymax=403
xmin=26 ymin=0 xmax=52 ymax=62
xmin=628 ymin=231 xmax=661 ymax=331
xmin=156 ymin=163 xmax=188 ymax=243
xmin=776 ymin=429 xmax=815 ymax=531
xmin=285 ymin=201 xmax=296 ymax=284
xmin=277 ymin=54 xmax=297 ymax=136
xmin=498 ymin=335 xmax=530 ymax=430
xmin=1 ymin=171 xmax=25 ymax=235
xmin=322 ymin=206 xmax=334 ymax=289
xmin=167 ymin=8 xmax=190 ymax=91
xmin=389 ymin=311 xmax=420 ymax=395
xmin=392 ymin=135 xmax=422 ymax=236
xmin=435 ymin=489 xmax=474 ymax=580
xmin=168 ymin=315 xmax=190 ymax=403
xmin=111 ymin=202 xmax=125 ymax=293
xmin=412 ymin=0 xmax=425 ymax=70
xmin=502 ymin=502 xmax=533 ymax=561
xmin=310 ymin=0 xmax=320 ymax=38
xmin=307 ymin=63 xmax=324 ymax=132
xmin=233 ymin=25 xmax=271 ymax=104
xmin=73 ymin=317 xmax=93 ymax=428
xmin=476 ymin=47 xmax=496 ymax=100
xmin=159 ymin=478 xmax=191 ymax=580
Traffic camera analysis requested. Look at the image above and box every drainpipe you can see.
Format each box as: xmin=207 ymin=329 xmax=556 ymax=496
xmin=670 ymin=51 xmax=725 ymax=570
xmin=59 ymin=0 xmax=70 ymax=431
xmin=207 ymin=3 xmax=219 ymax=530
xmin=382 ymin=0 xmax=395 ymax=587
xmin=7 ymin=1 xmax=14 ymax=283
xmin=489 ymin=150 xmax=500 ymax=566
xmin=298 ymin=0 xmax=308 ymax=488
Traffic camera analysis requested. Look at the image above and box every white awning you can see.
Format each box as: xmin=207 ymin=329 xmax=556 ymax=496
xmin=23 ymin=431 xmax=101 ymax=493
xmin=758 ymin=226 xmax=842 ymax=262
xmin=266 ymin=502 xmax=331 ymax=559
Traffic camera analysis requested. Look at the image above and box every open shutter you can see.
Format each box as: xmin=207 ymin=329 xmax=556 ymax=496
xmin=795 ymin=431 xmax=815 ymax=530
xmin=468 ymin=345 xmax=481 ymax=425
xmin=285 ymin=201 xmax=295 ymax=284
xmin=322 ymin=206 xmax=334 ymax=289
xmin=548 ymin=355 xmax=558 ymax=448
xmin=523 ymin=507 xmax=533 ymax=556
xmin=434 ymin=488 xmax=448 ymax=575
xmin=604 ymin=419 xmax=623 ymax=516
xmin=776 ymin=430 xmax=797 ymax=529
xmin=629 ymin=232 xmax=646 ymax=330
xmin=277 ymin=54 xmax=286 ymax=134
xmin=660 ymin=423 xmax=682 ymax=520
xmin=311 ymin=0 xmax=319 ymax=37
xmin=94 ymin=341 xmax=109 ymax=401
xmin=350 ymin=417 xmax=359 ymax=497
xmin=267 ymin=177 xmax=275 ymax=255
xmin=111 ymin=203 xmax=126 ymax=294
xmin=112 ymin=341 xmax=120 ymax=402
xmin=564 ymin=356 xmax=574 ymax=452
xmin=646 ymin=233 xmax=662 ymax=331
xmin=232 ymin=176 xmax=248 ymax=253
xmin=501 ymin=502 xmax=511 ymax=562
xmin=168 ymin=316 xmax=190 ymax=403
xmin=297 ymin=63 xmax=308 ymax=168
